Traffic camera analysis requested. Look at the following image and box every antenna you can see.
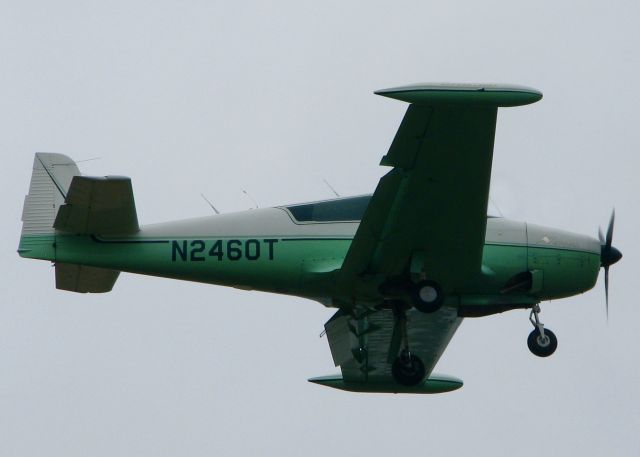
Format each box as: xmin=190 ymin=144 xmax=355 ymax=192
xmin=200 ymin=193 xmax=220 ymax=214
xmin=489 ymin=196 xmax=504 ymax=217
xmin=322 ymin=179 xmax=340 ymax=198
xmin=75 ymin=157 xmax=101 ymax=164
xmin=242 ymin=189 xmax=259 ymax=209
xmin=52 ymin=157 xmax=101 ymax=166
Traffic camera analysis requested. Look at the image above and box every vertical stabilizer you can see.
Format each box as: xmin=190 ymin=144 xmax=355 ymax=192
xmin=21 ymin=153 xmax=80 ymax=235
xmin=19 ymin=153 xmax=81 ymax=260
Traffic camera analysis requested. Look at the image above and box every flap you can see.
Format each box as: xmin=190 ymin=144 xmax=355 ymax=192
xmin=323 ymin=307 xmax=462 ymax=385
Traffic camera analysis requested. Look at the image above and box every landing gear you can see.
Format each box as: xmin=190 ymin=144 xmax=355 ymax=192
xmin=528 ymin=328 xmax=557 ymax=357
xmin=527 ymin=304 xmax=558 ymax=357
xmin=390 ymin=303 xmax=426 ymax=386
xmin=411 ymin=280 xmax=444 ymax=313
xmin=392 ymin=350 xmax=426 ymax=386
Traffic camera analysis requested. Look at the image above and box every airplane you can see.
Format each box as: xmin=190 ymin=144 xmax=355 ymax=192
xmin=18 ymin=83 xmax=622 ymax=394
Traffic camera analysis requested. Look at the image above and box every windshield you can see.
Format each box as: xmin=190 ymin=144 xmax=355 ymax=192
xmin=285 ymin=195 xmax=371 ymax=222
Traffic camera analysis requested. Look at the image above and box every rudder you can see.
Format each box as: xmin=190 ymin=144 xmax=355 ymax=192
xmin=18 ymin=153 xmax=81 ymax=260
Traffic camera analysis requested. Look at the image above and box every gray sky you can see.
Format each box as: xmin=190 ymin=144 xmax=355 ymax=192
xmin=1 ymin=1 xmax=638 ymax=455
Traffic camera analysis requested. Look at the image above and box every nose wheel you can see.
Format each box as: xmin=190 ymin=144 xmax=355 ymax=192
xmin=527 ymin=304 xmax=557 ymax=357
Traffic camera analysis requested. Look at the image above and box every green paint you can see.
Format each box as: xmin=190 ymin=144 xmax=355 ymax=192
xmin=18 ymin=85 xmax=616 ymax=394
xmin=308 ymin=373 xmax=463 ymax=394
xmin=18 ymin=231 xmax=600 ymax=305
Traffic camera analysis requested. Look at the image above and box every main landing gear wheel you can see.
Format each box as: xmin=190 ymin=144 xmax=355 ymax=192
xmin=527 ymin=304 xmax=558 ymax=357
xmin=411 ymin=280 xmax=444 ymax=313
xmin=389 ymin=303 xmax=426 ymax=386
xmin=392 ymin=350 xmax=426 ymax=386
xmin=527 ymin=328 xmax=558 ymax=357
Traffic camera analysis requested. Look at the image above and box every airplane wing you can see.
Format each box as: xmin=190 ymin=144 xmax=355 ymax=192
xmin=310 ymin=306 xmax=462 ymax=393
xmin=54 ymin=176 xmax=139 ymax=235
xmin=318 ymin=85 xmax=541 ymax=392
xmin=337 ymin=84 xmax=542 ymax=300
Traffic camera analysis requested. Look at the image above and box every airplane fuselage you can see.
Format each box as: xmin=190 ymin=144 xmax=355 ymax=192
xmin=19 ymin=205 xmax=601 ymax=314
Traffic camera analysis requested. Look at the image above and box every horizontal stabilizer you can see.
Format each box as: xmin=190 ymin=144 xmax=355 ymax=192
xmin=308 ymin=373 xmax=463 ymax=394
xmin=56 ymin=263 xmax=120 ymax=293
xmin=54 ymin=176 xmax=139 ymax=235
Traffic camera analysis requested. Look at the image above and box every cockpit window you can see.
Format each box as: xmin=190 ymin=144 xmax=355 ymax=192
xmin=284 ymin=194 xmax=500 ymax=223
xmin=285 ymin=195 xmax=371 ymax=223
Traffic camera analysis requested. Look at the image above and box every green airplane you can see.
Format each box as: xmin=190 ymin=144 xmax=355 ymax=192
xmin=18 ymin=84 xmax=622 ymax=394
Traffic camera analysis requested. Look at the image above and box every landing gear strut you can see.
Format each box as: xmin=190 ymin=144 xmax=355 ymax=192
xmin=390 ymin=304 xmax=426 ymax=386
xmin=527 ymin=304 xmax=557 ymax=357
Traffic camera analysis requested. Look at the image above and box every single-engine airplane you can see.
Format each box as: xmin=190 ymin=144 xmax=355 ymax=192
xmin=18 ymin=84 xmax=622 ymax=394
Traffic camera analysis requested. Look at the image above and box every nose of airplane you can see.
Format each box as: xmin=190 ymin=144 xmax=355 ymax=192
xmin=598 ymin=210 xmax=621 ymax=317
xmin=598 ymin=208 xmax=622 ymax=268
xmin=601 ymin=245 xmax=622 ymax=267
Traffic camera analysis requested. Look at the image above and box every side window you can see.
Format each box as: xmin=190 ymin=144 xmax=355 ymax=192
xmin=287 ymin=196 xmax=371 ymax=222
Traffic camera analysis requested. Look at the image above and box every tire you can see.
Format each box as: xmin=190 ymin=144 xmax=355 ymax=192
xmin=527 ymin=328 xmax=558 ymax=357
xmin=411 ymin=280 xmax=444 ymax=313
xmin=392 ymin=353 xmax=426 ymax=386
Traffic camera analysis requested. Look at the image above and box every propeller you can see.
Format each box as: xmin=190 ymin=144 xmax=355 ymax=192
xmin=598 ymin=210 xmax=623 ymax=318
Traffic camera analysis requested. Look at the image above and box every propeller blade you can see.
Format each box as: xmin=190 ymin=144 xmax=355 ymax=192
xmin=606 ymin=209 xmax=615 ymax=248
xmin=604 ymin=265 xmax=609 ymax=321
xmin=599 ymin=209 xmax=620 ymax=321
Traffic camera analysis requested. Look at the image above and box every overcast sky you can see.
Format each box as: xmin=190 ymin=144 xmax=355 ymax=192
xmin=1 ymin=1 xmax=638 ymax=456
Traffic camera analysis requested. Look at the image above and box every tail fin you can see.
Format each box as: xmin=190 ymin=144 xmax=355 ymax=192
xmin=21 ymin=153 xmax=81 ymax=237
xmin=19 ymin=153 xmax=81 ymax=260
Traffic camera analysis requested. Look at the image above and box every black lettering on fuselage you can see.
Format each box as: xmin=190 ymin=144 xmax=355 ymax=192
xmin=227 ymin=240 xmax=242 ymax=261
xmin=170 ymin=239 xmax=278 ymax=262
xmin=172 ymin=240 xmax=188 ymax=261
xmin=245 ymin=239 xmax=260 ymax=260
xmin=190 ymin=240 xmax=205 ymax=261
xmin=264 ymin=239 xmax=278 ymax=260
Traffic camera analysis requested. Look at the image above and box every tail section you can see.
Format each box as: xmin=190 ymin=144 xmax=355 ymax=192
xmin=18 ymin=153 xmax=121 ymax=293
xmin=19 ymin=153 xmax=81 ymax=260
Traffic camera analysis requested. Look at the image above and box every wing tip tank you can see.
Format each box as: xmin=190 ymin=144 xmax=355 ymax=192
xmin=308 ymin=373 xmax=463 ymax=394
xmin=375 ymin=83 xmax=543 ymax=107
